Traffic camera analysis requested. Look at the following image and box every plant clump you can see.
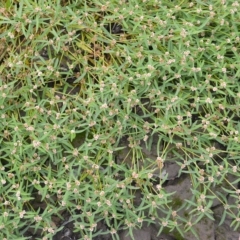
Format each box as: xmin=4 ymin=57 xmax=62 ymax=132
xmin=0 ymin=0 xmax=240 ymax=239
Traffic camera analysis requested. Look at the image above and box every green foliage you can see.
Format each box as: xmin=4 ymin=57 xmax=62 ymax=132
xmin=0 ymin=0 xmax=240 ymax=239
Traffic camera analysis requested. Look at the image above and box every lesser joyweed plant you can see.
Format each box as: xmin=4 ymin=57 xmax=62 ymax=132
xmin=0 ymin=0 xmax=240 ymax=239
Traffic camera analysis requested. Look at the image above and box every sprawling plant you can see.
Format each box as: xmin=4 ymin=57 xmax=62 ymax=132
xmin=0 ymin=0 xmax=240 ymax=239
